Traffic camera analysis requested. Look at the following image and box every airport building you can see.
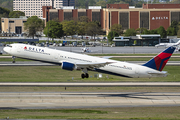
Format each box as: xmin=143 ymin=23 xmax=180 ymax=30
xmin=102 ymin=4 xmax=180 ymax=33
xmin=1 ymin=17 xmax=28 ymax=34
xmin=42 ymin=4 xmax=180 ymax=35
xmin=1 ymin=16 xmax=45 ymax=34
xmin=13 ymin=0 xmax=75 ymax=18
xmin=42 ymin=6 xmax=102 ymax=23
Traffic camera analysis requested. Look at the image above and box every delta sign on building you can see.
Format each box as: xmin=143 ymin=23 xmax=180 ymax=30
xmin=101 ymin=4 xmax=180 ymax=34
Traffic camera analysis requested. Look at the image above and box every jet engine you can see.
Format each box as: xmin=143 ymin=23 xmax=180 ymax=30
xmin=61 ymin=62 xmax=76 ymax=71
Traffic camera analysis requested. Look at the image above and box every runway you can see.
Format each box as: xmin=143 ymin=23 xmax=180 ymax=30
xmin=0 ymin=92 xmax=180 ymax=109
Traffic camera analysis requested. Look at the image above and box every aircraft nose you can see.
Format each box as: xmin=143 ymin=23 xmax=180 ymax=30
xmin=3 ymin=47 xmax=10 ymax=53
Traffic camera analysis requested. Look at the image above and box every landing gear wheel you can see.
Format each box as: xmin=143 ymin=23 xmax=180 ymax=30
xmin=12 ymin=61 xmax=15 ymax=63
xmin=85 ymin=73 xmax=89 ymax=78
xmin=81 ymin=73 xmax=85 ymax=79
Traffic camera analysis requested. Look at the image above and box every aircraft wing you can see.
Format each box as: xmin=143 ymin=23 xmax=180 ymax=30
xmin=75 ymin=62 xmax=114 ymax=69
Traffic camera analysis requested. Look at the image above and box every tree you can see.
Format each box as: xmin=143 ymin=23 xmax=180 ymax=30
xmin=167 ymin=27 xmax=176 ymax=36
xmin=0 ymin=7 xmax=10 ymax=15
xmin=170 ymin=21 xmax=178 ymax=35
xmin=110 ymin=24 xmax=123 ymax=35
xmin=115 ymin=1 xmax=126 ymax=4
xmin=177 ymin=22 xmax=180 ymax=38
xmin=135 ymin=1 xmax=145 ymax=7
xmin=152 ymin=0 xmax=160 ymax=3
xmin=0 ymin=0 xmax=13 ymax=11
xmin=61 ymin=20 xmax=78 ymax=37
xmin=75 ymin=0 xmax=96 ymax=8
xmin=78 ymin=16 xmax=90 ymax=22
xmin=96 ymin=1 xmax=107 ymax=8
xmin=124 ymin=28 xmax=136 ymax=36
xmin=107 ymin=31 xmax=119 ymax=43
xmin=9 ymin=11 xmax=25 ymax=18
xmin=136 ymin=28 xmax=148 ymax=34
xmin=170 ymin=0 xmax=180 ymax=4
xmin=24 ymin=16 xmax=44 ymax=39
xmin=157 ymin=26 xmax=167 ymax=38
xmin=43 ymin=20 xmax=64 ymax=39
xmin=0 ymin=7 xmax=10 ymax=29
xmin=85 ymin=22 xmax=101 ymax=39
xmin=149 ymin=29 xmax=158 ymax=34
xmin=107 ymin=0 xmax=117 ymax=4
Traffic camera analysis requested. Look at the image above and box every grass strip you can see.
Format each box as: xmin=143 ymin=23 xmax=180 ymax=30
xmin=0 ymin=87 xmax=179 ymax=92
xmin=0 ymin=107 xmax=180 ymax=119
xmin=0 ymin=66 xmax=180 ymax=82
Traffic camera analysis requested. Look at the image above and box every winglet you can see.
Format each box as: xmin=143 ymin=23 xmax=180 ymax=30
xmin=143 ymin=46 xmax=175 ymax=71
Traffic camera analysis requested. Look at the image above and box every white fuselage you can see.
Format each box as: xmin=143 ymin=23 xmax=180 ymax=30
xmin=4 ymin=44 xmax=166 ymax=78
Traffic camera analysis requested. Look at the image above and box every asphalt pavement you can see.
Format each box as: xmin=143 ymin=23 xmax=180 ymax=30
xmin=0 ymin=92 xmax=180 ymax=109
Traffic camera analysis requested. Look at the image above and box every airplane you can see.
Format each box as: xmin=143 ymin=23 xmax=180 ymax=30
xmin=3 ymin=43 xmax=176 ymax=78
xmin=155 ymin=40 xmax=180 ymax=48
xmin=73 ymin=47 xmax=98 ymax=53
xmin=81 ymin=47 xmax=90 ymax=52
xmin=175 ymin=46 xmax=180 ymax=52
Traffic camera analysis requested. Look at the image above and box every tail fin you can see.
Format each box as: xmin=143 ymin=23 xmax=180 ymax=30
xmin=143 ymin=46 xmax=175 ymax=71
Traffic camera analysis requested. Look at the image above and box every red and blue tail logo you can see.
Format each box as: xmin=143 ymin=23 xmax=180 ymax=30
xmin=143 ymin=46 xmax=175 ymax=71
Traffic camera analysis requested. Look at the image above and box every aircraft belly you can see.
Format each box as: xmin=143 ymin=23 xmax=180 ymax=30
xmin=99 ymin=65 xmax=135 ymax=78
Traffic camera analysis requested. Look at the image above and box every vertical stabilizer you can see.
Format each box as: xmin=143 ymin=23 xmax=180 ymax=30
xmin=143 ymin=46 xmax=175 ymax=71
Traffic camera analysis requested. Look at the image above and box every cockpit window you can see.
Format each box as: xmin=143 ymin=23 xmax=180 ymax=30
xmin=6 ymin=44 xmax=12 ymax=47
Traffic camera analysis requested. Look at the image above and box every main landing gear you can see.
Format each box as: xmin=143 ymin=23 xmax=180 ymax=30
xmin=81 ymin=73 xmax=89 ymax=79
xmin=81 ymin=68 xmax=89 ymax=79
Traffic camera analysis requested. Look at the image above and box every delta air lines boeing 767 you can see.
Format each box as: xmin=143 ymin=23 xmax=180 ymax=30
xmin=3 ymin=43 xmax=176 ymax=78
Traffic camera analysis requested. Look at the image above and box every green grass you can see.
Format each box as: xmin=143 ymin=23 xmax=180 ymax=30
xmin=0 ymin=58 xmax=32 ymax=61
xmin=0 ymin=107 xmax=180 ymax=119
xmin=0 ymin=86 xmax=179 ymax=92
xmin=0 ymin=66 xmax=180 ymax=82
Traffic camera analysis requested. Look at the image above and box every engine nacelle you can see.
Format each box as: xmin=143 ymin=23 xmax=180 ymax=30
xmin=61 ymin=62 xmax=75 ymax=71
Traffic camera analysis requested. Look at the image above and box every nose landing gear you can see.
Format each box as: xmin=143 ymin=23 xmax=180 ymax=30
xmin=12 ymin=56 xmax=16 ymax=63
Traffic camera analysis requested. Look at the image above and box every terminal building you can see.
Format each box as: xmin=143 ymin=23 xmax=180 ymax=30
xmin=1 ymin=16 xmax=45 ymax=34
xmin=102 ymin=4 xmax=180 ymax=33
xmin=1 ymin=17 xmax=28 ymax=34
xmin=42 ymin=6 xmax=102 ymax=23
xmin=42 ymin=4 xmax=180 ymax=35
